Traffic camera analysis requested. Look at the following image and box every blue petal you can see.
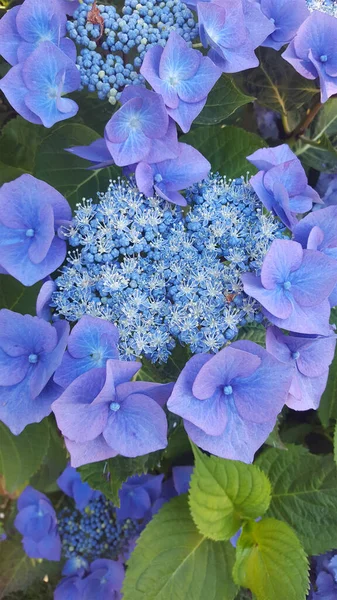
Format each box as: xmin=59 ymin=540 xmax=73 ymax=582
xmin=0 ymin=6 xmax=21 ymax=66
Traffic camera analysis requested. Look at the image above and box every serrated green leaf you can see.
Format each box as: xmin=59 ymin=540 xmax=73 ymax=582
xmin=257 ymin=445 xmax=337 ymax=554
xmin=189 ymin=445 xmax=271 ymax=541
xmin=79 ymin=455 xmax=150 ymax=506
xmin=233 ymin=47 xmax=318 ymax=118
xmin=0 ymin=420 xmax=50 ymax=494
xmin=195 ymin=75 xmax=254 ymax=126
xmin=0 ymin=275 xmax=41 ymax=315
xmin=233 ymin=518 xmax=309 ymax=600
xmin=123 ymin=495 xmax=238 ymax=600
xmin=0 ymin=540 xmax=58 ymax=599
xmin=34 ymin=123 xmax=121 ymax=209
xmin=30 ymin=419 xmax=67 ymax=493
xmin=181 ymin=125 xmax=266 ymax=178
xmin=318 ymin=346 xmax=337 ymax=426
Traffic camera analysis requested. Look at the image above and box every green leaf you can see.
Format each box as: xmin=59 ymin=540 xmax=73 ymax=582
xmin=189 ymin=445 xmax=271 ymax=541
xmin=79 ymin=455 xmax=150 ymax=506
xmin=334 ymin=423 xmax=337 ymax=467
xmin=0 ymin=117 xmax=44 ymax=173
xmin=318 ymin=346 xmax=337 ymax=426
xmin=30 ymin=419 xmax=68 ymax=493
xmin=233 ymin=518 xmax=309 ymax=600
xmin=0 ymin=275 xmax=42 ymax=315
xmin=0 ymin=540 xmax=56 ymax=599
xmin=123 ymin=495 xmax=238 ymax=600
xmin=257 ymin=445 xmax=337 ymax=554
xmin=34 ymin=123 xmax=121 ymax=209
xmin=72 ymin=93 xmax=115 ymax=136
xmin=233 ymin=47 xmax=318 ymax=118
xmin=181 ymin=125 xmax=266 ymax=178
xmin=195 ymin=75 xmax=254 ymax=126
xmin=235 ymin=324 xmax=265 ymax=346
xmin=296 ymin=134 xmax=337 ymax=173
xmin=0 ymin=420 xmax=50 ymax=494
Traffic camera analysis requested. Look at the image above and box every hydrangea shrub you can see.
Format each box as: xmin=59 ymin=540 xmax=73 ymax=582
xmin=0 ymin=0 xmax=337 ymax=599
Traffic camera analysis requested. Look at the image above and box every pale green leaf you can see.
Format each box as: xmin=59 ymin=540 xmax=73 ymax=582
xmin=233 ymin=518 xmax=309 ymax=600
xmin=30 ymin=419 xmax=68 ymax=493
xmin=195 ymin=75 xmax=254 ymax=125
xmin=123 ymin=495 xmax=238 ymax=600
xmin=181 ymin=125 xmax=266 ymax=178
xmin=0 ymin=420 xmax=50 ymax=494
xmin=257 ymin=445 xmax=337 ymax=554
xmin=189 ymin=445 xmax=271 ymax=541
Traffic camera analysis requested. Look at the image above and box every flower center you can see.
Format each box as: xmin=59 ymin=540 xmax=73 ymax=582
xmin=91 ymin=350 xmax=103 ymax=363
xmin=28 ymin=354 xmax=38 ymax=364
xmin=48 ymin=87 xmax=58 ymax=99
xmin=154 ymin=174 xmax=163 ymax=183
xmin=320 ymin=54 xmax=328 ymax=63
xmin=223 ymin=385 xmax=233 ymax=396
xmin=292 ymin=351 xmax=300 ymax=360
xmin=26 ymin=228 xmax=35 ymax=238
xmin=283 ymin=280 xmax=292 ymax=290
xmin=110 ymin=401 xmax=120 ymax=412
xmin=168 ymin=74 xmax=180 ymax=88
xmin=129 ymin=116 xmax=141 ymax=130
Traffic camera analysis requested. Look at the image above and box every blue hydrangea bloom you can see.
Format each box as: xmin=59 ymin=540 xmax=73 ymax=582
xmin=309 ymin=551 xmax=337 ymax=600
xmin=57 ymin=0 xmax=80 ymax=15
xmin=0 ymin=174 xmax=71 ymax=286
xmin=140 ymin=31 xmax=221 ymax=133
xmin=52 ymin=359 xmax=172 ymax=466
xmin=247 ymin=145 xmax=321 ymax=229
xmin=54 ymin=575 xmax=84 ymax=600
xmin=198 ymin=0 xmax=274 ymax=73
xmin=81 ymin=559 xmax=125 ymax=600
xmin=172 ymin=465 xmax=193 ymax=495
xmin=293 ymin=205 xmax=337 ymax=306
xmin=104 ymin=86 xmax=178 ymax=167
xmin=282 ymin=11 xmax=337 ymax=103
xmin=258 ymin=0 xmax=309 ymax=51
xmin=266 ymin=326 xmax=336 ymax=411
xmin=54 ymin=315 xmax=119 ymax=388
xmin=316 ymin=174 xmax=337 ymax=208
xmin=62 ymin=556 xmax=89 ymax=577
xmin=36 ymin=280 xmax=57 ymax=321
xmin=66 ymin=138 xmax=115 ymax=170
xmin=0 ymin=0 xmax=76 ymax=66
xmin=116 ymin=474 xmax=164 ymax=521
xmin=53 ymin=175 xmax=286 ymax=361
xmin=167 ymin=341 xmax=293 ymax=462
xmin=57 ymin=465 xmax=100 ymax=510
xmin=242 ymin=239 xmax=337 ymax=335
xmin=14 ymin=486 xmax=61 ymax=561
xmin=0 ymin=310 xmax=69 ymax=435
xmin=0 ymin=41 xmax=80 ymax=127
xmin=135 ymin=143 xmax=210 ymax=205
xmin=306 ymin=0 xmax=337 ymax=17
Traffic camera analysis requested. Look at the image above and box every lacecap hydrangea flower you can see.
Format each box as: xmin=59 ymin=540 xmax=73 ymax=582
xmin=15 ymin=486 xmax=61 ymax=561
xmin=167 ymin=341 xmax=293 ymax=462
xmin=198 ymin=0 xmax=274 ymax=73
xmin=55 ymin=558 xmax=125 ymax=600
xmin=282 ymin=11 xmax=337 ymax=103
xmin=0 ymin=41 xmax=80 ymax=127
xmin=140 ymin=30 xmax=221 ymax=133
xmin=0 ymin=175 xmax=71 ymax=286
xmin=308 ymin=551 xmax=337 ymax=600
xmin=57 ymin=465 xmax=100 ymax=510
xmin=54 ymin=315 xmax=120 ymax=388
xmin=0 ymin=309 xmax=68 ymax=435
xmin=266 ymin=326 xmax=336 ymax=411
xmin=247 ymin=145 xmax=321 ymax=230
xmin=306 ymin=0 xmax=337 ymax=17
xmin=258 ymin=0 xmax=309 ymax=51
xmin=116 ymin=474 xmax=164 ymax=521
xmin=52 ymin=359 xmax=173 ymax=466
xmin=53 ymin=175 xmax=287 ymax=362
xmin=242 ymin=239 xmax=337 ymax=335
xmin=0 ymin=0 xmax=76 ymax=66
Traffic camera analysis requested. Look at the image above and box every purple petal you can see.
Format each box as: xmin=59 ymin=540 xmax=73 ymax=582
xmin=103 ymin=393 xmax=167 ymax=457
xmin=65 ymin=435 xmax=118 ymax=468
xmin=36 ymin=280 xmax=56 ymax=321
xmin=67 ymin=315 xmax=119 ymax=358
xmin=0 ymin=6 xmax=21 ymax=66
xmin=241 ymin=272 xmax=293 ymax=319
xmin=135 ymin=162 xmax=155 ymax=197
xmin=66 ymin=139 xmax=113 ymax=165
xmin=247 ymin=145 xmax=297 ymax=170
xmin=16 ymin=0 xmax=66 ymax=43
xmin=116 ymin=381 xmax=173 ymax=407
xmin=287 ymin=370 xmax=329 ymax=411
xmin=0 ymin=63 xmax=42 ymax=125
xmin=168 ymin=97 xmax=206 ymax=133
xmin=260 ymin=239 xmax=303 ymax=289
xmin=282 ymin=40 xmax=318 ymax=80
xmin=290 ymin=249 xmax=337 ymax=307
xmin=263 ymin=298 xmax=332 ymax=335
xmin=155 ymin=143 xmax=210 ymax=192
xmin=177 ymin=55 xmax=220 ymax=104
xmin=172 ymin=466 xmax=193 ymax=495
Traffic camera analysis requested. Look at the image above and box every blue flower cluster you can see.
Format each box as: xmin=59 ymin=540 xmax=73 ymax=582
xmin=309 ymin=550 xmax=337 ymax=599
xmin=57 ymin=495 xmax=140 ymax=561
xmin=306 ymin=0 xmax=337 ymax=17
xmin=53 ymin=175 xmax=286 ymax=362
xmin=67 ymin=0 xmax=198 ymax=102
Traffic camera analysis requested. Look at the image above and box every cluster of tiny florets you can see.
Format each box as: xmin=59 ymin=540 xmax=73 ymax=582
xmin=54 ymin=175 xmax=286 ymax=362
xmin=306 ymin=0 xmax=337 ymax=16
xmin=57 ymin=495 xmax=140 ymax=561
xmin=67 ymin=0 xmax=198 ymax=102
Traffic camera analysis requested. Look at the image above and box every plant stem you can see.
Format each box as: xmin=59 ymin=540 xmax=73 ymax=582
xmin=287 ymin=96 xmax=323 ymax=141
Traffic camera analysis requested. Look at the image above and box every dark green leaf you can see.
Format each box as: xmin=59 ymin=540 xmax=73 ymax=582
xmin=257 ymin=445 xmax=337 ymax=554
xmin=72 ymin=93 xmax=116 ymax=136
xmin=235 ymin=324 xmax=265 ymax=346
xmin=30 ymin=419 xmax=67 ymax=493
xmin=123 ymin=495 xmax=238 ymax=600
xmin=181 ymin=125 xmax=266 ymax=178
xmin=0 ymin=420 xmax=50 ymax=494
xmin=0 ymin=117 xmax=44 ymax=173
xmin=0 ymin=275 xmax=41 ymax=315
xmin=195 ymin=75 xmax=254 ymax=126
xmin=79 ymin=455 xmax=150 ymax=506
xmin=34 ymin=123 xmax=121 ymax=209
xmin=318 ymin=346 xmax=337 ymax=426
xmin=233 ymin=518 xmax=309 ymax=600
